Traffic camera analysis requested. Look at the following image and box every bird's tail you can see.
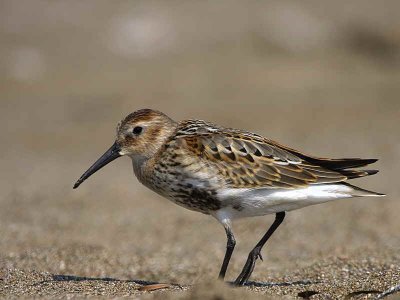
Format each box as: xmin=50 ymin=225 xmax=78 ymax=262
xmin=314 ymin=158 xmax=378 ymax=170
xmin=339 ymin=169 xmax=379 ymax=179
xmin=342 ymin=182 xmax=385 ymax=197
xmin=300 ymin=157 xmax=380 ymax=180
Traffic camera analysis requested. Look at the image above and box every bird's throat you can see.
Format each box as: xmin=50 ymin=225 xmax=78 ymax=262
xmin=131 ymin=154 xmax=151 ymax=185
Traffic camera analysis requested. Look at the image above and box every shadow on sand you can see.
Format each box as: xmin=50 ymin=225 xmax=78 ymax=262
xmin=49 ymin=274 xmax=319 ymax=288
xmin=51 ymin=274 xmax=161 ymax=286
xmin=49 ymin=274 xmax=321 ymax=288
xmin=242 ymin=279 xmax=319 ymax=287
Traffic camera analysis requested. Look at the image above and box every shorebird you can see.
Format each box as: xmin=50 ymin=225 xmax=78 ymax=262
xmin=73 ymin=108 xmax=384 ymax=285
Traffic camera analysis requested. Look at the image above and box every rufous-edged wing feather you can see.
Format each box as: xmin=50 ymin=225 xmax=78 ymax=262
xmin=174 ymin=119 xmax=379 ymax=189
xmin=178 ymin=131 xmax=347 ymax=189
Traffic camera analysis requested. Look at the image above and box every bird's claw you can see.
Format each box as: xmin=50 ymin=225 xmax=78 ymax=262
xmin=258 ymin=253 xmax=263 ymax=261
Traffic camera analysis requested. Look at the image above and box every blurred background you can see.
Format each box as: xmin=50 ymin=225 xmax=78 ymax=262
xmin=1 ymin=0 xmax=399 ymax=298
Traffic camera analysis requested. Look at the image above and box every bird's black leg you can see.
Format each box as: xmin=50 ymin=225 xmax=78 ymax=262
xmin=234 ymin=211 xmax=285 ymax=286
xmin=218 ymin=222 xmax=236 ymax=280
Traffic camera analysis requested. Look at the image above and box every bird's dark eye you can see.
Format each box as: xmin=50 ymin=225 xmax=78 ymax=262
xmin=132 ymin=126 xmax=143 ymax=135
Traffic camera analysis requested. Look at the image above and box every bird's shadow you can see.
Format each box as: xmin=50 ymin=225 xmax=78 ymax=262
xmin=237 ymin=279 xmax=320 ymax=287
xmin=46 ymin=274 xmax=319 ymax=288
xmin=31 ymin=274 xmax=183 ymax=289
xmin=51 ymin=274 xmax=160 ymax=285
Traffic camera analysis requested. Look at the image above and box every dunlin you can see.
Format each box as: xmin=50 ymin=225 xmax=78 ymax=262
xmin=73 ymin=108 xmax=384 ymax=285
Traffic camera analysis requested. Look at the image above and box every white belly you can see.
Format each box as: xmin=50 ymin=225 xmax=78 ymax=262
xmin=212 ymin=184 xmax=356 ymax=221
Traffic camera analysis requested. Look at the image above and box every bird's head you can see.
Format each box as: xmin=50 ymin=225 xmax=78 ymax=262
xmin=73 ymin=109 xmax=176 ymax=189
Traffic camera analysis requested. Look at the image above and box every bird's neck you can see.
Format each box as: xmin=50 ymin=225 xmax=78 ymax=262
xmin=130 ymin=154 xmax=151 ymax=184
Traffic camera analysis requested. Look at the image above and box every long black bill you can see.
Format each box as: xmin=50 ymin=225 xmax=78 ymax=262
xmin=73 ymin=142 xmax=121 ymax=189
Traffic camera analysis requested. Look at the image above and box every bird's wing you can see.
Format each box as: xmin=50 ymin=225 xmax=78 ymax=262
xmin=175 ymin=121 xmax=348 ymax=189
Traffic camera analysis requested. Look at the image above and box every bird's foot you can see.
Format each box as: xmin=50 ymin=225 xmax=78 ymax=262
xmin=233 ymin=247 xmax=263 ymax=286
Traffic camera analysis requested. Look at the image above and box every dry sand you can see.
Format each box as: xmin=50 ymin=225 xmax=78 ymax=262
xmin=1 ymin=1 xmax=400 ymax=299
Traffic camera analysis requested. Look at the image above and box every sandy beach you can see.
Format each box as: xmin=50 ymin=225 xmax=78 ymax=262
xmin=1 ymin=1 xmax=400 ymax=298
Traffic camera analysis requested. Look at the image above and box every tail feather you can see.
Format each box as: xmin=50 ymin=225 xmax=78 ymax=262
xmin=281 ymin=146 xmax=382 ymax=185
xmin=340 ymin=169 xmax=379 ymax=179
xmin=302 ymin=157 xmax=380 ymax=180
xmin=283 ymin=146 xmax=379 ymax=170
xmin=342 ymin=182 xmax=385 ymax=197
xmin=309 ymin=158 xmax=378 ymax=170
